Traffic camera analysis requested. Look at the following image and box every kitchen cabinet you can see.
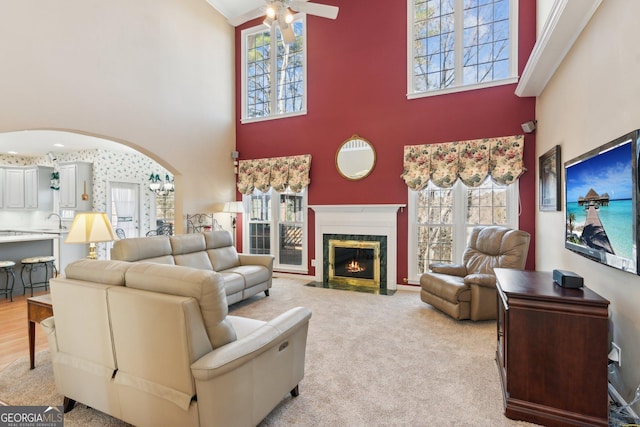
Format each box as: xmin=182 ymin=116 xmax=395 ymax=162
xmin=5 ymin=168 xmax=26 ymax=208
xmin=59 ymin=162 xmax=92 ymax=210
xmin=25 ymin=168 xmax=38 ymax=208
xmin=0 ymin=169 xmax=4 ymax=208
xmin=3 ymin=167 xmax=54 ymax=210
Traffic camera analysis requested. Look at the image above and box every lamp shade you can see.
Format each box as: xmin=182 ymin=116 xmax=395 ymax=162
xmin=223 ymin=201 xmax=244 ymax=214
xmin=65 ymin=212 xmax=117 ymax=244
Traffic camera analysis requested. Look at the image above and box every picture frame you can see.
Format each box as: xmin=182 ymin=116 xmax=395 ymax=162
xmin=539 ymin=145 xmax=561 ymax=211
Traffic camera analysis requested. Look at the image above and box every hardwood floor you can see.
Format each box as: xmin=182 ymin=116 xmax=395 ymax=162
xmin=0 ymin=290 xmax=50 ymax=371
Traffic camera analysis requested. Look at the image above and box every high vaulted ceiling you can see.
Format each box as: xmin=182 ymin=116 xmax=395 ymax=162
xmin=205 ymin=0 xmax=264 ymax=25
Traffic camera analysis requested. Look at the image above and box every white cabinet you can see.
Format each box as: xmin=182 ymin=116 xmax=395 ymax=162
xmin=0 ymin=169 xmax=4 ymax=208
xmin=24 ymin=168 xmax=38 ymax=208
xmin=5 ymin=168 xmax=26 ymax=208
xmin=59 ymin=162 xmax=92 ymax=210
xmin=59 ymin=164 xmax=76 ymax=208
xmin=3 ymin=167 xmax=54 ymax=210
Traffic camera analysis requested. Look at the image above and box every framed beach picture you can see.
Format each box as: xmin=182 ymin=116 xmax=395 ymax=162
xmin=539 ymin=145 xmax=561 ymax=211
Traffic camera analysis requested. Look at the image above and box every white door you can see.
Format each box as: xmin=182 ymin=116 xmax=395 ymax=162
xmin=108 ymin=182 xmax=141 ymax=238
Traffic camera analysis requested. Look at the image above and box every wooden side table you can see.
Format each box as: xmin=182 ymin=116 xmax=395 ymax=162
xmin=27 ymin=293 xmax=53 ymax=369
xmin=494 ymin=268 xmax=610 ymax=426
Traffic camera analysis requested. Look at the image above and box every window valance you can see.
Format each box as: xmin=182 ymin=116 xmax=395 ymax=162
xmin=237 ymin=154 xmax=312 ymax=195
xmin=401 ymin=135 xmax=525 ymax=190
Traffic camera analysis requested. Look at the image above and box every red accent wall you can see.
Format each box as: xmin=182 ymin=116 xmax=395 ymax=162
xmin=235 ymin=0 xmax=537 ymax=282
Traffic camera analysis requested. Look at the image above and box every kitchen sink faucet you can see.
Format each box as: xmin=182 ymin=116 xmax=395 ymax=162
xmin=48 ymin=212 xmax=64 ymax=230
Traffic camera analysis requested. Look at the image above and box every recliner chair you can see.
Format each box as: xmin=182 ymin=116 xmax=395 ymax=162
xmin=420 ymin=225 xmax=530 ymax=321
xmin=42 ymin=259 xmax=311 ymax=427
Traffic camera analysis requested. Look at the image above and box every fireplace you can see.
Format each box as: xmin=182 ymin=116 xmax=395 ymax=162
xmin=325 ymin=235 xmax=385 ymax=288
xmin=311 ymin=204 xmax=404 ymax=291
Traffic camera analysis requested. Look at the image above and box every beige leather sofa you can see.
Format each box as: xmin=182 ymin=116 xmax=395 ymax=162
xmin=42 ymin=259 xmax=312 ymax=427
xmin=111 ymin=230 xmax=273 ymax=305
xmin=420 ymin=225 xmax=530 ymax=321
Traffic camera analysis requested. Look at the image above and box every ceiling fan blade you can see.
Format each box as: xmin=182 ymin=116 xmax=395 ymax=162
xmin=228 ymin=6 xmax=265 ymax=27
xmin=290 ymin=1 xmax=339 ymax=19
xmin=280 ymin=23 xmax=296 ymax=44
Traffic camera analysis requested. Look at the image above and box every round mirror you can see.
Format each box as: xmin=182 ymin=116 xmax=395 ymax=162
xmin=336 ymin=134 xmax=376 ymax=180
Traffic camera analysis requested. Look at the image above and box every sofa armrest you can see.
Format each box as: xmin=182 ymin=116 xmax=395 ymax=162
xmin=191 ymin=306 xmax=311 ymax=380
xmin=40 ymin=316 xmax=59 ymax=354
xmin=41 ymin=316 xmax=55 ymax=335
xmin=429 ymin=263 xmax=467 ymax=277
xmin=464 ymin=273 xmax=496 ymax=288
xmin=237 ymin=253 xmax=274 ymax=271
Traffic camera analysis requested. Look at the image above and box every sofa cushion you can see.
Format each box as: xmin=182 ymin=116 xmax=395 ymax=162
xmin=170 ymin=234 xmax=206 ymax=255
xmin=204 ymin=231 xmax=240 ymax=271
xmin=124 ymin=263 xmax=237 ymax=348
xmin=111 ymin=236 xmax=174 ymax=264
xmin=224 ymin=265 xmax=270 ymax=287
xmin=65 ymin=259 xmax=130 ymax=285
xmin=217 ymin=272 xmax=245 ymax=296
xmin=170 ymin=234 xmax=214 ymax=270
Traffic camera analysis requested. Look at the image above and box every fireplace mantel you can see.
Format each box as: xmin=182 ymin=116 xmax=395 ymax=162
xmin=310 ymin=204 xmax=404 ymax=290
xmin=309 ymin=204 xmax=405 ymax=214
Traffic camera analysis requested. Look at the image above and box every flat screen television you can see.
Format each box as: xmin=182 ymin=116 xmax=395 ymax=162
xmin=564 ymin=129 xmax=639 ymax=274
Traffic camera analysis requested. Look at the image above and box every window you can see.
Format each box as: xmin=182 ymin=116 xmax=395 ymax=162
xmin=408 ymin=0 xmax=518 ymax=98
xmin=241 ymin=16 xmax=307 ymax=122
xmin=243 ymin=188 xmax=308 ymax=273
xmin=407 ymin=176 xmax=518 ymax=283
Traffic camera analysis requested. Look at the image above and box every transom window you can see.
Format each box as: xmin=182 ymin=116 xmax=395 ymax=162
xmin=241 ymin=16 xmax=307 ymax=122
xmin=243 ymin=188 xmax=308 ymax=273
xmin=407 ymin=177 xmax=518 ymax=282
xmin=408 ymin=0 xmax=518 ymax=98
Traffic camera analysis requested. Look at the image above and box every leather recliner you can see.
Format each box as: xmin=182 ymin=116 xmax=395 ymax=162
xmin=42 ymin=259 xmax=311 ymax=427
xmin=420 ymin=225 xmax=530 ymax=321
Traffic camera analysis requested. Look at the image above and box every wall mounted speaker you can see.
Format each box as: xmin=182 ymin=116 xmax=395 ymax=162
xmin=521 ymin=120 xmax=537 ymax=134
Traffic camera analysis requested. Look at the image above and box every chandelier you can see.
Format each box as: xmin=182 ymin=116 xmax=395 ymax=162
xmin=148 ymin=173 xmax=174 ymax=196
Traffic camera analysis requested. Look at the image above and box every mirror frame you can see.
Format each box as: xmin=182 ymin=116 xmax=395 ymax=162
xmin=335 ymin=134 xmax=376 ymax=181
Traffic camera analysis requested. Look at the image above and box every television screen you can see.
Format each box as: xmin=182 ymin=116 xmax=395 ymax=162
xmin=564 ymin=130 xmax=639 ymax=274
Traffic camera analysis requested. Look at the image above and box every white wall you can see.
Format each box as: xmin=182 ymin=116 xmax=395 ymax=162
xmin=536 ymin=0 xmax=640 ymax=409
xmin=0 ymin=0 xmax=236 ymax=232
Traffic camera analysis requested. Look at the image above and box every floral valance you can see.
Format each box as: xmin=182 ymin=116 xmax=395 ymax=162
xmin=237 ymin=154 xmax=312 ymax=195
xmin=401 ymin=135 xmax=525 ymax=190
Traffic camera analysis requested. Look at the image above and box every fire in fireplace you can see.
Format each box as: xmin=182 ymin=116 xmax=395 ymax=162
xmin=328 ymin=239 xmax=380 ymax=287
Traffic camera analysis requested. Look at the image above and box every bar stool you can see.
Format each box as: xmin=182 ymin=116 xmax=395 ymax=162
xmin=20 ymin=256 xmax=57 ymax=297
xmin=0 ymin=261 xmax=16 ymax=302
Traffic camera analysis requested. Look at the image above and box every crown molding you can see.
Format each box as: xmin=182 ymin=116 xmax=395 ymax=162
xmin=515 ymin=0 xmax=603 ymax=98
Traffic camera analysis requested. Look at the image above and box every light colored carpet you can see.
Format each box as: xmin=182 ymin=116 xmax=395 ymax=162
xmin=0 ymin=277 xmax=534 ymax=426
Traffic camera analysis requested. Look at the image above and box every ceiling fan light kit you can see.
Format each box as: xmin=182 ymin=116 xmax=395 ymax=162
xmin=231 ymin=0 xmax=339 ymax=45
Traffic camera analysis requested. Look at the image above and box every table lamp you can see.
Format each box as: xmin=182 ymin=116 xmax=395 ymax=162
xmin=65 ymin=212 xmax=117 ymax=259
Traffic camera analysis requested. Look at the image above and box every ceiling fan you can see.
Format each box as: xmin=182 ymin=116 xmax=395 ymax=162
xmin=230 ymin=0 xmax=339 ymax=44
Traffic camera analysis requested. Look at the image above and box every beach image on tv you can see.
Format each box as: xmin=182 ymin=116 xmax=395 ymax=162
xmin=565 ymin=139 xmax=636 ymax=271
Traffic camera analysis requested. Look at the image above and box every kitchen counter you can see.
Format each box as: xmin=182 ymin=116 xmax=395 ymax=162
xmin=0 ymin=233 xmax=60 ymax=243
xmin=0 ymin=238 xmax=56 ymax=295
xmin=0 ymin=227 xmax=67 ymax=235
xmin=0 ymin=228 xmax=85 ymax=285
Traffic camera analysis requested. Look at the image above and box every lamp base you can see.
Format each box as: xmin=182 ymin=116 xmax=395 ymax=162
xmin=88 ymin=243 xmax=97 ymax=260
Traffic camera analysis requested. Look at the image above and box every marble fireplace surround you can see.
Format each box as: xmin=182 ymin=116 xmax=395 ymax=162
xmin=309 ymin=204 xmax=404 ymax=291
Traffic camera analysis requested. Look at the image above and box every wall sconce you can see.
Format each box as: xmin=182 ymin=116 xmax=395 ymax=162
xmin=148 ymin=173 xmax=174 ymax=196
xmin=65 ymin=212 xmax=117 ymax=259
xmin=521 ymin=120 xmax=537 ymax=134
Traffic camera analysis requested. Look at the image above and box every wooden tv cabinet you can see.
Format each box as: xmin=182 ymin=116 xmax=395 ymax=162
xmin=494 ymin=269 xmax=610 ymax=426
